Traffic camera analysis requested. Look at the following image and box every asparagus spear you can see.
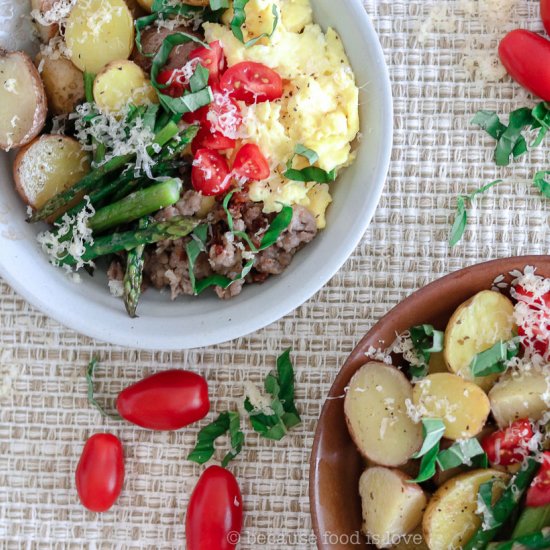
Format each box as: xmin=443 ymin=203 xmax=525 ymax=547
xmin=464 ymin=458 xmax=540 ymax=550
xmin=89 ymin=179 xmax=182 ymax=234
xmin=29 ymin=121 xmax=180 ymax=222
xmin=123 ymin=217 xmax=150 ymax=318
xmin=486 ymin=527 xmax=550 ymax=550
xmin=59 ymin=216 xmax=197 ymax=266
xmin=513 ymin=505 xmax=550 ymax=538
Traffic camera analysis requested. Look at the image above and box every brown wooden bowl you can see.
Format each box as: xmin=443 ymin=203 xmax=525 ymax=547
xmin=309 ymin=256 xmax=550 ymax=550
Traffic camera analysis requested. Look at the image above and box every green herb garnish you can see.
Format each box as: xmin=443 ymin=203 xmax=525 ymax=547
xmin=244 ymin=348 xmax=301 ymax=440
xmin=408 ymin=324 xmax=444 ymax=379
xmin=86 ymin=358 xmax=122 ymax=420
xmin=470 ymin=339 xmax=519 ymax=377
xmin=436 ymin=439 xmax=487 ymax=471
xmin=534 ymin=170 xmax=550 ymax=199
xmin=188 ymin=411 xmax=244 ymax=467
xmin=284 ymin=144 xmax=337 ymax=183
xmin=231 ymin=0 xmax=279 ymax=48
xmin=449 ymin=179 xmax=504 ymax=247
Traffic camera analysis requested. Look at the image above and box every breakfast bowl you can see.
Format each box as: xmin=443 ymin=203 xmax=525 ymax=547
xmin=0 ymin=0 xmax=392 ymax=350
xmin=309 ymin=256 xmax=550 ymax=550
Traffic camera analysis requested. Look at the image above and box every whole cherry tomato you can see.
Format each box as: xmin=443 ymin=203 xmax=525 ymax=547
xmin=542 ymin=0 xmax=550 ymax=35
xmin=189 ymin=41 xmax=226 ymax=85
xmin=75 ymin=434 xmax=124 ymax=512
xmin=526 ymin=452 xmax=550 ymax=507
xmin=186 ymin=466 xmax=243 ymax=550
xmin=233 ymin=143 xmax=270 ymax=181
xmin=116 ymin=370 xmax=210 ymax=431
xmin=191 ymin=149 xmax=232 ymax=196
xmin=220 ymin=61 xmax=283 ymax=104
xmin=481 ymin=419 xmax=534 ymax=466
xmin=514 ymin=284 xmax=550 ymax=357
xmin=499 ymin=30 xmax=550 ymax=101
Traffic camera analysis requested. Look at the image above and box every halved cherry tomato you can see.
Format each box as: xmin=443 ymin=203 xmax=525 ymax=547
xmin=499 ymin=30 xmax=550 ymax=101
xmin=189 ymin=41 xmax=225 ymax=86
xmin=542 ymin=0 xmax=550 ymax=36
xmin=514 ymin=284 xmax=550 ymax=356
xmin=192 ymin=127 xmax=236 ymax=154
xmin=220 ymin=61 xmax=283 ymax=104
xmin=184 ymin=92 xmax=242 ymax=138
xmin=75 ymin=434 xmax=124 ymax=512
xmin=116 ymin=370 xmax=210 ymax=431
xmin=192 ymin=149 xmax=232 ymax=196
xmin=526 ymin=452 xmax=550 ymax=507
xmin=157 ymin=68 xmax=188 ymax=98
xmin=233 ymin=143 xmax=270 ymax=181
xmin=186 ymin=466 xmax=243 ymax=550
xmin=481 ymin=419 xmax=534 ymax=466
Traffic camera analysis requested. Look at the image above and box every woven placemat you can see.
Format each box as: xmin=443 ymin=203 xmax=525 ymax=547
xmin=2 ymin=0 xmax=550 ymax=548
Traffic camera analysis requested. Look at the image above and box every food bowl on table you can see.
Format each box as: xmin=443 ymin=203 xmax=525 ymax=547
xmin=0 ymin=0 xmax=392 ymax=350
xmin=310 ymin=256 xmax=550 ymax=550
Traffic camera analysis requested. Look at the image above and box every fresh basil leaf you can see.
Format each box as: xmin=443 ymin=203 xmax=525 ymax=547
xmin=449 ymin=195 xmax=468 ymax=247
xmin=284 ymin=167 xmax=337 ymax=184
xmin=275 ymin=348 xmax=301 ymax=421
xmin=209 ymin=0 xmax=229 ymax=9
xmin=494 ymin=108 xmax=534 ymax=166
xmin=142 ymin=103 xmax=160 ymax=131
xmin=412 ymin=418 xmax=446 ymax=459
xmin=158 ymin=87 xmax=213 ymax=117
xmin=476 ymin=479 xmax=500 ymax=530
xmin=472 ymin=111 xmax=507 ymax=140
xmin=532 ymin=101 xmax=550 ymax=130
xmin=222 ymin=190 xmax=258 ymax=252
xmin=244 ymin=397 xmax=288 ymax=440
xmin=231 ymin=1 xmax=279 ymax=48
xmin=259 ymin=205 xmax=293 ymax=249
xmin=152 ymin=0 xmax=203 ymax=16
xmin=294 ymin=144 xmax=320 ymax=165
xmin=86 ymin=358 xmax=122 ymax=420
xmin=411 ymin=442 xmax=440 ymax=483
xmin=470 ymin=339 xmax=519 ymax=377
xmin=188 ymin=411 xmax=244 ymax=466
xmin=436 ymin=439 xmax=487 ymax=471
xmin=470 ymin=179 xmax=504 ymax=200
xmin=186 ymin=224 xmax=208 ymax=293
xmin=534 ymin=170 xmax=550 ymax=199
xmin=409 ymin=325 xmax=444 ymax=378
xmin=134 ymin=13 xmax=159 ymax=55
xmin=189 ymin=64 xmax=210 ymax=93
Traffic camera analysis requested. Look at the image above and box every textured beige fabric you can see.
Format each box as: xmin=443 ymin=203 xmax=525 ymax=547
xmin=2 ymin=0 xmax=550 ymax=548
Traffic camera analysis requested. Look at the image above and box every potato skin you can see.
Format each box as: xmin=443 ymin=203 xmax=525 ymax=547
xmin=412 ymin=373 xmax=491 ymax=440
xmin=344 ymin=362 xmax=422 ymax=467
xmin=13 ymin=135 xmax=90 ymax=210
xmin=489 ymin=367 xmax=549 ymax=428
xmin=444 ymin=290 xmax=516 ymax=391
xmin=422 ymin=469 xmax=509 ymax=550
xmin=36 ymin=53 xmax=84 ymax=116
xmin=132 ymin=26 xmax=203 ymax=73
xmin=360 ymin=467 xmax=427 ymax=549
xmin=30 ymin=0 xmax=59 ymax=43
xmin=0 ymin=49 xmax=47 ymax=151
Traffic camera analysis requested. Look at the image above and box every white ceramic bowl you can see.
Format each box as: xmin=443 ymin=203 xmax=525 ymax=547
xmin=0 ymin=0 xmax=392 ymax=350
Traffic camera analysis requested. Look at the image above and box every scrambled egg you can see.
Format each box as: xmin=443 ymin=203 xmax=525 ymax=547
xmin=204 ymin=0 xmax=360 ymax=228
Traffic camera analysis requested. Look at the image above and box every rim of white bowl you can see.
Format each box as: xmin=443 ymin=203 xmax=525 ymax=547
xmin=0 ymin=0 xmax=393 ymax=350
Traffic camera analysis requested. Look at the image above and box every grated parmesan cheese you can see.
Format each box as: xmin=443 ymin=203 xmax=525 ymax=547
xmin=31 ymin=0 xmax=77 ymax=26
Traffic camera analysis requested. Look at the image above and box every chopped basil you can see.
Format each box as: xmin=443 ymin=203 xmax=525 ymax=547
xmin=284 ymin=144 xmax=337 ymax=184
xmin=209 ymin=0 xmax=229 ymax=9
xmin=231 ymin=1 xmax=279 ymax=48
xmin=413 ymin=418 xmax=446 ymax=459
xmin=534 ymin=170 xmax=550 ymax=199
xmin=471 ymin=110 xmax=507 ymax=140
xmin=449 ymin=180 xmax=504 ymax=247
xmin=189 ymin=64 xmax=210 ymax=93
xmin=85 ymin=358 xmax=122 ymax=420
xmin=186 ymin=224 xmax=209 ymax=293
xmin=412 ymin=443 xmax=441 ymax=483
xmin=408 ymin=324 xmax=444 ymax=379
xmin=259 ymin=206 xmax=293 ymax=249
xmin=470 ymin=339 xmax=519 ymax=377
xmin=223 ymin=190 xmax=258 ymax=252
xmin=188 ymin=411 xmax=244 ymax=467
xmin=476 ymin=479 xmax=500 ymax=530
xmin=134 ymin=13 xmax=159 ymax=55
xmin=150 ymin=33 xmax=212 ymax=116
xmin=244 ymin=348 xmax=301 ymax=440
xmin=436 ymin=439 xmax=487 ymax=471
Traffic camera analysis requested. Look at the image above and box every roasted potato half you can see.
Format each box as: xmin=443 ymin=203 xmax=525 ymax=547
xmin=489 ymin=367 xmax=549 ymax=428
xmin=93 ymin=60 xmax=157 ymax=114
xmin=30 ymin=0 xmax=59 ymax=43
xmin=0 ymin=50 xmax=47 ymax=151
xmin=412 ymin=373 xmax=491 ymax=440
xmin=360 ymin=467 xmax=427 ymax=549
xmin=65 ymin=0 xmax=134 ymax=74
xmin=344 ymin=362 xmax=422 ymax=467
xmin=444 ymin=290 xmax=516 ymax=390
xmin=422 ymin=469 xmax=509 ymax=550
xmin=36 ymin=53 xmax=85 ymax=116
xmin=13 ymin=135 xmax=91 ymax=210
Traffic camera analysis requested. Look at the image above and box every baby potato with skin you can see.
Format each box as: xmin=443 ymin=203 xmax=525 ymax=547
xmin=412 ymin=373 xmax=491 ymax=440
xmin=93 ymin=60 xmax=157 ymax=114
